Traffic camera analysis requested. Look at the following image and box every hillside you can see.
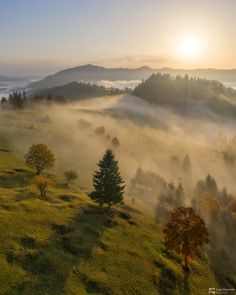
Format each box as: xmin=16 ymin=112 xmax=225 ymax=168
xmin=29 ymin=65 xmax=152 ymax=90
xmin=0 ymin=163 xmax=220 ymax=295
xmin=0 ymin=104 xmax=235 ymax=294
xmin=29 ymin=64 xmax=236 ymax=91
xmin=32 ymin=82 xmax=123 ymax=101
xmin=133 ymin=74 xmax=236 ymax=118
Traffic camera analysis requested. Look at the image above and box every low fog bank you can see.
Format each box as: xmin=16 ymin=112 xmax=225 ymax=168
xmin=2 ymin=93 xmax=236 ymax=196
xmin=1 ymin=93 xmax=236 ymax=276
xmin=97 ymin=80 xmax=141 ymax=90
xmin=224 ymin=81 xmax=236 ymax=89
xmin=0 ymin=80 xmax=30 ymax=99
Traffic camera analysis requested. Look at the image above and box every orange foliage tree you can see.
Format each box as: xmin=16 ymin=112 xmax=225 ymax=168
xmin=163 ymin=207 xmax=209 ymax=269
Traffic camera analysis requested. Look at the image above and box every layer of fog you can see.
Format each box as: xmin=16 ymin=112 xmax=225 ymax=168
xmin=2 ymin=93 xmax=236 ymax=197
xmin=97 ymin=80 xmax=141 ymax=90
xmin=2 ymin=92 xmax=236 ymax=279
xmin=224 ymin=81 xmax=236 ymax=89
xmin=97 ymin=79 xmax=236 ymax=90
xmin=0 ymin=79 xmax=33 ymax=99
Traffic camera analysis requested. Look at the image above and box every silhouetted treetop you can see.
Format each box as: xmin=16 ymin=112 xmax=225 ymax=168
xmin=8 ymin=91 xmax=28 ymax=108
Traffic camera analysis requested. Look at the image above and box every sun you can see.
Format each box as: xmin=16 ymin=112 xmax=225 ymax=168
xmin=180 ymin=37 xmax=201 ymax=59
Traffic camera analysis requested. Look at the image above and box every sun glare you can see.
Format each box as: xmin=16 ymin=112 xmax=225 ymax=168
xmin=180 ymin=37 xmax=201 ymax=59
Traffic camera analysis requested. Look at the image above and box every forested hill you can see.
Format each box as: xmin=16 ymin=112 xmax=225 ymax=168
xmin=29 ymin=64 xmax=236 ymax=91
xmin=32 ymin=81 xmax=123 ymax=101
xmin=133 ymin=74 xmax=236 ymax=117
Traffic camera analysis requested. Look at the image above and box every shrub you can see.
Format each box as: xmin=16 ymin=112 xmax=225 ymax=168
xmin=64 ymin=170 xmax=78 ymax=186
xmin=34 ymin=175 xmax=52 ymax=199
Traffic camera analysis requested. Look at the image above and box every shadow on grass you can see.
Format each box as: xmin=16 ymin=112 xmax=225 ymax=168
xmin=61 ymin=204 xmax=117 ymax=258
xmin=158 ymin=267 xmax=181 ymax=295
xmin=0 ymin=169 xmax=34 ymax=188
xmin=54 ymin=182 xmax=83 ymax=192
xmin=14 ymin=191 xmax=38 ymax=202
xmin=158 ymin=254 xmax=188 ymax=295
xmin=207 ymin=216 xmax=236 ymax=289
xmin=6 ymin=204 xmax=116 ymax=294
xmin=54 ymin=182 xmax=68 ymax=189
xmin=57 ymin=193 xmax=76 ymax=202
xmin=183 ymin=271 xmax=190 ymax=295
xmin=209 ymin=245 xmax=236 ymax=289
xmin=0 ymin=148 xmax=11 ymax=152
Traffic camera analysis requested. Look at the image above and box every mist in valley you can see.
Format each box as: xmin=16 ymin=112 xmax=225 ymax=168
xmin=2 ymin=0 xmax=236 ymax=292
xmin=2 ymin=93 xmax=236 ymax=195
xmin=1 ymin=88 xmax=236 ymax=289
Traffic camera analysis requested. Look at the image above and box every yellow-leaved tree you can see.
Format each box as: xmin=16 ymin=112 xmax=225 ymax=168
xmin=24 ymin=143 xmax=55 ymax=175
xmin=34 ymin=175 xmax=52 ymax=199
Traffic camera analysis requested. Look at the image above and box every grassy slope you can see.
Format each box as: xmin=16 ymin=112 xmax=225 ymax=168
xmin=0 ymin=110 xmax=220 ymax=295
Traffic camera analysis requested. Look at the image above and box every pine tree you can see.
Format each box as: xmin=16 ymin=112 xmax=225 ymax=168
xmin=205 ymin=174 xmax=218 ymax=194
xmin=175 ymin=182 xmax=185 ymax=206
xmin=182 ymin=154 xmax=192 ymax=175
xmin=89 ymin=149 xmax=125 ymax=208
xmin=8 ymin=91 xmax=27 ymax=108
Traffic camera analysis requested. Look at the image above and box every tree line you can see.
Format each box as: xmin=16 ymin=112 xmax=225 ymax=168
xmin=0 ymin=81 xmax=125 ymax=108
xmin=1 ymin=91 xmax=28 ymax=108
xmin=133 ymin=73 xmax=236 ymax=117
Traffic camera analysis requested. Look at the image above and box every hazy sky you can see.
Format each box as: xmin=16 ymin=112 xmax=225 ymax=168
xmin=1 ymin=0 xmax=236 ymax=76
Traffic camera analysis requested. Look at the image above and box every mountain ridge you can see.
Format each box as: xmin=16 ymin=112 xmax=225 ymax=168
xmin=30 ymin=64 xmax=236 ymax=91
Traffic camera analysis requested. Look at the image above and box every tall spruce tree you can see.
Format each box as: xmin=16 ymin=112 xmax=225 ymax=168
xmin=182 ymin=154 xmax=192 ymax=176
xmin=90 ymin=149 xmax=125 ymax=208
xmin=175 ymin=182 xmax=185 ymax=207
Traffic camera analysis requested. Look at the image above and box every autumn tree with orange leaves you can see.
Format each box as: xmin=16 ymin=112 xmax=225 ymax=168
xmin=163 ymin=207 xmax=209 ymax=270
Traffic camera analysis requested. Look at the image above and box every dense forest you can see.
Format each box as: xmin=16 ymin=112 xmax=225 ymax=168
xmin=133 ymin=74 xmax=236 ymax=117
xmin=32 ymin=81 xmax=124 ymax=102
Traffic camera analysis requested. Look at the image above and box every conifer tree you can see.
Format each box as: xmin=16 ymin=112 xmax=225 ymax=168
xmin=175 ymin=182 xmax=185 ymax=206
xmin=182 ymin=154 xmax=192 ymax=175
xmin=89 ymin=149 xmax=125 ymax=208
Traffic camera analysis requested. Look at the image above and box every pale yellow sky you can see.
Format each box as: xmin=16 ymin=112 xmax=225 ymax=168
xmin=1 ymin=0 xmax=236 ymax=75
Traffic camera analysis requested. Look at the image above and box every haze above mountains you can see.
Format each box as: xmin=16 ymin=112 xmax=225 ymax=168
xmin=25 ymin=64 xmax=236 ymax=90
xmin=2 ymin=64 xmax=236 ymax=92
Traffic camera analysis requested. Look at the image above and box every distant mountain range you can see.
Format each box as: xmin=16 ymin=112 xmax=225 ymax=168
xmin=30 ymin=64 xmax=236 ymax=91
xmin=0 ymin=75 xmax=30 ymax=83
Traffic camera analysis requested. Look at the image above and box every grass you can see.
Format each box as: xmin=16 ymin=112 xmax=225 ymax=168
xmin=0 ymin=109 xmax=226 ymax=294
